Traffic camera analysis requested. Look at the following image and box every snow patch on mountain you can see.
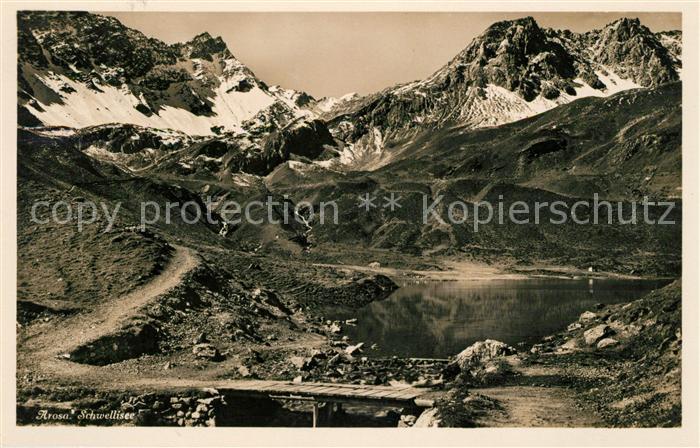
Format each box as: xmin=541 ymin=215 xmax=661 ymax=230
xmin=26 ymin=72 xmax=247 ymax=135
xmin=312 ymin=93 xmax=360 ymax=115
xmin=18 ymin=12 xmax=320 ymax=137
xmin=24 ymin=64 xmax=323 ymax=136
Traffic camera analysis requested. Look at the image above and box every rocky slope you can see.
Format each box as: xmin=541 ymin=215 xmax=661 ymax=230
xmin=656 ymin=30 xmax=682 ymax=64
xmin=530 ymin=279 xmax=681 ymax=426
xmin=372 ymin=82 xmax=682 ymax=200
xmin=325 ymin=17 xmax=681 ymax=168
xmin=17 ymin=12 xmax=344 ymax=179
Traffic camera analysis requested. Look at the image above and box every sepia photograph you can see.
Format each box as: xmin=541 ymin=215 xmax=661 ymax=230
xmin=1 ymin=1 xmax=698 ymax=446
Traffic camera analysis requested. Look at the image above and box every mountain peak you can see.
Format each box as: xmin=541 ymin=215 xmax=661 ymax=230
xmin=458 ymin=15 xmax=552 ymax=66
xmin=327 ymin=15 xmax=682 ymax=168
xmin=491 ymin=15 xmax=539 ymax=29
xmin=600 ymin=16 xmax=652 ymax=40
xmin=479 ymin=15 xmax=543 ymax=42
xmin=609 ymin=17 xmax=641 ymax=29
xmin=437 ymin=15 xmax=574 ymax=101
xmin=180 ymin=32 xmax=230 ymax=60
xmin=186 ymin=31 xmax=225 ymax=45
xmin=593 ymin=16 xmax=679 ymax=86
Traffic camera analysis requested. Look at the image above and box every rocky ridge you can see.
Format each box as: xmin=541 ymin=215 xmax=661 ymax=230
xmin=17 ymin=13 xmax=683 ymax=177
xmin=18 ymin=11 xmax=316 ymax=136
xmin=325 ymin=17 xmax=682 ymax=168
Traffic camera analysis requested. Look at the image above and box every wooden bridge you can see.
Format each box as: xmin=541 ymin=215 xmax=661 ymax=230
xmin=217 ymin=380 xmax=433 ymax=407
xmin=216 ymin=380 xmax=435 ymax=427
xmin=123 ymin=379 xmax=435 ymax=427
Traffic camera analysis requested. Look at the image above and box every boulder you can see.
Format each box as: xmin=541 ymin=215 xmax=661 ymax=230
xmin=597 ymin=337 xmax=619 ymax=349
xmin=559 ymin=338 xmax=580 ymax=352
xmin=584 ymin=324 xmax=611 ymax=346
xmin=300 ymin=350 xmax=329 ymax=371
xmin=454 ymin=339 xmax=516 ymax=371
xmin=289 ymin=356 xmax=306 ymax=369
xmin=413 ymin=408 xmax=441 ymax=428
xmin=579 ymin=311 xmax=598 ymax=323
xmin=232 ymin=329 xmax=246 ymax=340
xmin=192 ymin=343 xmax=222 ymax=361
xmin=201 ymin=388 xmax=219 ymax=396
xmin=398 ymin=414 xmax=417 ymax=427
xmin=442 ymin=362 xmax=460 ymax=379
xmin=345 ymin=342 xmax=365 ymax=356
xmin=327 ymin=353 xmax=342 ymax=366
xmin=567 ymin=322 xmax=582 ymax=332
xmin=193 ymin=332 xmax=208 ymax=344
xmin=69 ymin=322 xmax=159 ymax=365
xmin=412 ymin=378 xmax=444 ymax=388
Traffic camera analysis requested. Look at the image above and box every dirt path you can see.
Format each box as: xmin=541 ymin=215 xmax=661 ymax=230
xmin=19 ymin=245 xmax=199 ymax=383
xmin=469 ymin=357 xmax=601 ymax=427
xmin=472 ymin=386 xmax=599 ymax=427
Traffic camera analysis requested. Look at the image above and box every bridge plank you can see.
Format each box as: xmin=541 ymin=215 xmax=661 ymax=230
xmin=241 ymin=381 xmax=279 ymax=391
xmin=359 ymin=389 xmax=399 ymax=398
xmin=377 ymin=389 xmax=421 ymax=399
xmin=266 ymin=384 xmax=300 ymax=394
xmin=345 ymin=389 xmax=395 ymax=398
xmin=209 ymin=379 xmax=427 ymax=406
xmin=306 ymin=386 xmax=342 ymax=395
xmin=291 ymin=385 xmax=334 ymax=394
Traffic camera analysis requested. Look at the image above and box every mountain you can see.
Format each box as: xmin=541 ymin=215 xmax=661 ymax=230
xmin=326 ymin=17 xmax=681 ymax=168
xmin=264 ymin=83 xmax=681 ymax=273
xmin=16 ymin=12 xmax=682 ymax=191
xmin=656 ymin=30 xmax=682 ymax=65
xmin=17 ymin=11 xmax=315 ymax=136
xmin=17 ymin=11 xmax=345 ymax=178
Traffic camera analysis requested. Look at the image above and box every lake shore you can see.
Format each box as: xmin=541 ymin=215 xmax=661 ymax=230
xmin=312 ymin=251 xmax=675 ymax=284
xmin=433 ymin=279 xmax=682 ymax=428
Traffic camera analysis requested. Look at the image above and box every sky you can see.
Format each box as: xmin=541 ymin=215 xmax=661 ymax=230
xmin=105 ymin=12 xmax=681 ymax=99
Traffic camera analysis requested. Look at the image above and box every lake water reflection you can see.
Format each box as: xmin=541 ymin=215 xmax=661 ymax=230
xmin=330 ymin=278 xmax=670 ymax=358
